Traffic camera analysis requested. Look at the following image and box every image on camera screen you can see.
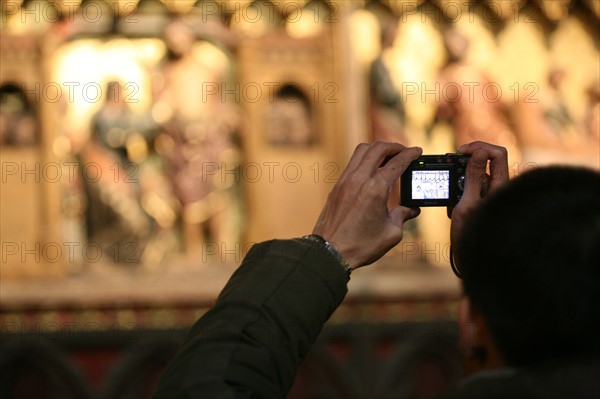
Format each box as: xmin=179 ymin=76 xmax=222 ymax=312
xmin=411 ymin=170 xmax=450 ymax=200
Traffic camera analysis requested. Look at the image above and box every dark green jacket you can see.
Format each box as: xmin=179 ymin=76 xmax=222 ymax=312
xmin=153 ymin=239 xmax=349 ymax=398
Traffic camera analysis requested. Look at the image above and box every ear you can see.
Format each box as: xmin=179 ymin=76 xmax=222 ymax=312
xmin=458 ymin=296 xmax=505 ymax=375
xmin=458 ymin=296 xmax=482 ymax=357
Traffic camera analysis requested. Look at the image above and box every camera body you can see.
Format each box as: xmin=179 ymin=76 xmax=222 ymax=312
xmin=400 ymin=154 xmax=470 ymax=207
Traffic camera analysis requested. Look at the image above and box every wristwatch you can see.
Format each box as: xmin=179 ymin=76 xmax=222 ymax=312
xmin=301 ymin=234 xmax=352 ymax=279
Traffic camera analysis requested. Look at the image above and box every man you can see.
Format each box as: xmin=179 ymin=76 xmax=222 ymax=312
xmin=153 ymin=141 xmax=599 ymax=398
xmin=446 ymin=161 xmax=600 ymax=398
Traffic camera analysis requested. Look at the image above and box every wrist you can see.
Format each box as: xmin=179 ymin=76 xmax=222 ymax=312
xmin=301 ymin=234 xmax=353 ymax=279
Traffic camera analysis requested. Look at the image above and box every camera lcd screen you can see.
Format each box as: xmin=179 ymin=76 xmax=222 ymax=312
xmin=411 ymin=170 xmax=450 ymax=200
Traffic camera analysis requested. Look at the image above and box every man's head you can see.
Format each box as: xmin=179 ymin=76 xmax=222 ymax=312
xmin=456 ymin=166 xmax=600 ymax=367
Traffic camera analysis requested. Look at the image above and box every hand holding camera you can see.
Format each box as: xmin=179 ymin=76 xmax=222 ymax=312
xmin=312 ymin=141 xmax=509 ymax=272
xmin=312 ymin=142 xmax=423 ymax=269
xmin=445 ymin=142 xmax=509 ymax=266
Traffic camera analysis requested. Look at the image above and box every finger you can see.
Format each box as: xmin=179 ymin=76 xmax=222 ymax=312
xmin=458 ymin=141 xmax=509 ymax=192
xmin=337 ymin=143 xmax=372 ymax=183
xmin=391 ymin=205 xmax=421 ymax=222
xmin=462 ymin=149 xmax=488 ymax=203
xmin=378 ymin=146 xmax=423 ymax=185
xmin=481 ymin=173 xmax=491 ymax=197
xmin=358 ymin=141 xmax=408 ymax=177
xmin=487 ymin=148 xmax=509 ymax=191
xmin=389 ymin=206 xmax=421 ymax=232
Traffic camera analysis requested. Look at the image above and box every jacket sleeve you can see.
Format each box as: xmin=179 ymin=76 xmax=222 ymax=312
xmin=153 ymin=239 xmax=349 ymax=399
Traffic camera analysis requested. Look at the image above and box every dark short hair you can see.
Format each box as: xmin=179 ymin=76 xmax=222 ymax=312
xmin=457 ymin=166 xmax=600 ymax=366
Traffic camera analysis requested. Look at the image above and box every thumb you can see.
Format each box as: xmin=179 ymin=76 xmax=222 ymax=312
xmin=390 ymin=206 xmax=421 ymax=228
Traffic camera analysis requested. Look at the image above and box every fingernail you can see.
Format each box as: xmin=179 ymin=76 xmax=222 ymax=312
xmin=411 ymin=207 xmax=421 ymax=218
xmin=457 ymin=144 xmax=467 ymax=153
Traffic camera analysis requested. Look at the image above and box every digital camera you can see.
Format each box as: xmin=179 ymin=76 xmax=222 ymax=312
xmin=400 ymin=154 xmax=471 ymax=207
